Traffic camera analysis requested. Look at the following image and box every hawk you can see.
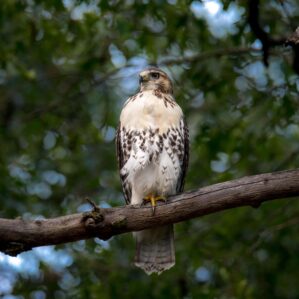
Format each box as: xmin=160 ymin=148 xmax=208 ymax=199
xmin=116 ymin=67 xmax=189 ymax=275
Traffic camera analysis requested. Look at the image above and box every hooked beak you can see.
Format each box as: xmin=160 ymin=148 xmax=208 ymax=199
xmin=139 ymin=75 xmax=144 ymax=84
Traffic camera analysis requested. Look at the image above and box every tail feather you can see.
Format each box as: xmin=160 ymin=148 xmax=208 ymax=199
xmin=134 ymin=225 xmax=175 ymax=275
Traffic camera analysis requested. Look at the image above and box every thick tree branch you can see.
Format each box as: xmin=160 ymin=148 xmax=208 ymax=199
xmin=1 ymin=169 xmax=299 ymax=256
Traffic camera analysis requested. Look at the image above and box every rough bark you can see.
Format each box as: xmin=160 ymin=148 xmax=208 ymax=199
xmin=1 ymin=169 xmax=299 ymax=256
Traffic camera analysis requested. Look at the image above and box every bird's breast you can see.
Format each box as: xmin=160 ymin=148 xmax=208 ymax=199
xmin=120 ymin=91 xmax=183 ymax=133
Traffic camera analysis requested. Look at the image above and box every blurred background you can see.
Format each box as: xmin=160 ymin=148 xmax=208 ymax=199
xmin=0 ymin=0 xmax=299 ymax=298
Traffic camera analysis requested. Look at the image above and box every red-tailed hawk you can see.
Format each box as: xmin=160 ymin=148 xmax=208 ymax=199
xmin=116 ymin=67 xmax=189 ymax=275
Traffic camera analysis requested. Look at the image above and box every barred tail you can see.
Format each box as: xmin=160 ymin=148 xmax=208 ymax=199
xmin=134 ymin=224 xmax=175 ymax=275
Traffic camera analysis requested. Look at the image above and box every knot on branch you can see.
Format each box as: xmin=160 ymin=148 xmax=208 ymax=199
xmin=82 ymin=197 xmax=115 ymax=240
xmin=82 ymin=197 xmax=104 ymax=230
xmin=82 ymin=209 xmax=111 ymax=240
xmin=83 ymin=211 xmax=104 ymax=228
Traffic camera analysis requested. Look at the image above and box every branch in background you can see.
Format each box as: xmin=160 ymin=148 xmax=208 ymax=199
xmin=24 ymin=46 xmax=265 ymax=120
xmin=1 ymin=169 xmax=299 ymax=256
xmin=159 ymin=47 xmax=261 ymax=66
xmin=285 ymin=27 xmax=299 ymax=74
xmin=248 ymin=0 xmax=299 ymax=74
xmin=248 ymin=0 xmax=286 ymax=66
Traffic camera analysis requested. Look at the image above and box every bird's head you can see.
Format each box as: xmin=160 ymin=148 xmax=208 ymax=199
xmin=139 ymin=67 xmax=173 ymax=94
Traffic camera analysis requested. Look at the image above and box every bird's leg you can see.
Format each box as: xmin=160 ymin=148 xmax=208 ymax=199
xmin=143 ymin=194 xmax=166 ymax=215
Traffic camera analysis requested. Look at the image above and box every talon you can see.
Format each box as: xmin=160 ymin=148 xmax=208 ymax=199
xmin=143 ymin=194 xmax=166 ymax=215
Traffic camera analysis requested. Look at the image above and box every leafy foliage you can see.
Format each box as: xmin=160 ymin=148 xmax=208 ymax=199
xmin=1 ymin=0 xmax=299 ymax=298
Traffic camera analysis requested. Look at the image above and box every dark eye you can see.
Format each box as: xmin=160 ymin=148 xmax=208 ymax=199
xmin=151 ymin=72 xmax=160 ymax=79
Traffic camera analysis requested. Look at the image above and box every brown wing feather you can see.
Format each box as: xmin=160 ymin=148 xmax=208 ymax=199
xmin=176 ymin=118 xmax=189 ymax=193
xmin=116 ymin=122 xmax=131 ymax=204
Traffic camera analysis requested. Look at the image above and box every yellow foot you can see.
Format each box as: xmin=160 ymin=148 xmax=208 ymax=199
xmin=143 ymin=194 xmax=166 ymax=214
